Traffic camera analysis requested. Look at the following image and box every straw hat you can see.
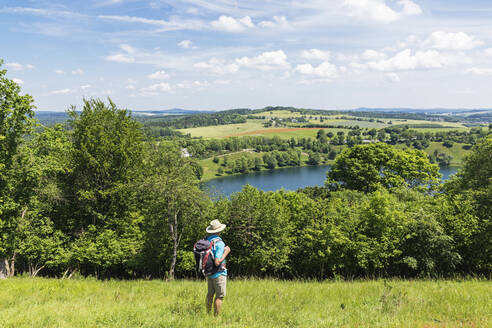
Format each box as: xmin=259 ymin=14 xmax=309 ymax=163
xmin=206 ymin=219 xmax=226 ymax=234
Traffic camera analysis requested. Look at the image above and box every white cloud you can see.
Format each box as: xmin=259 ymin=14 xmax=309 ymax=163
xmin=106 ymin=53 xmax=135 ymax=63
xmin=341 ymin=0 xmax=421 ymax=24
xmin=55 ymin=69 xmax=65 ymax=74
xmin=259 ymin=16 xmax=289 ymax=29
xmin=214 ymin=79 xmax=231 ymax=85
xmin=384 ymin=72 xmax=401 ymax=82
xmin=72 ymin=68 xmax=84 ymax=75
xmin=178 ymin=40 xmax=193 ymax=49
xmin=140 ymin=82 xmax=173 ymax=96
xmin=193 ymin=80 xmax=210 ymax=87
xmin=104 ymin=44 xmax=193 ymax=70
xmin=235 ymin=50 xmax=290 ymax=70
xmin=194 ymin=58 xmax=239 ymax=74
xmin=126 ymin=85 xmax=135 ymax=90
xmin=361 ymin=49 xmax=387 ymax=61
xmin=423 ymin=31 xmax=483 ymax=51
xmin=295 ymin=62 xmax=338 ymax=79
xmin=80 ymin=84 xmax=91 ymax=90
xmin=0 ymin=7 xmax=85 ymax=18
xmin=300 ymin=49 xmax=331 ymax=61
xmin=465 ymin=67 xmax=492 ymax=76
xmin=210 ymin=16 xmax=254 ymax=32
xmin=398 ymin=0 xmax=422 ymax=16
xmin=484 ymin=48 xmax=492 ymax=57
xmin=5 ymin=62 xmax=34 ymax=71
xmin=367 ymin=49 xmax=469 ymax=71
xmin=349 ymin=62 xmax=368 ymax=70
xmin=51 ymin=88 xmax=75 ymax=95
xmin=148 ymin=70 xmax=170 ymax=80
xmin=12 ymin=78 xmax=24 ymax=85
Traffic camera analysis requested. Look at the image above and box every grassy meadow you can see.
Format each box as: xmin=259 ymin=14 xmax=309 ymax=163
xmin=0 ymin=278 xmax=490 ymax=328
xmin=395 ymin=142 xmax=471 ymax=166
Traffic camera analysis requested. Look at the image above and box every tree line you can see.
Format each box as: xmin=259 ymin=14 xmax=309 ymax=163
xmin=1 ymin=63 xmax=490 ymax=279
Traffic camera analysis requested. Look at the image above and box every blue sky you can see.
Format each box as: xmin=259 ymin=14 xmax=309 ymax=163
xmin=1 ymin=0 xmax=492 ymax=111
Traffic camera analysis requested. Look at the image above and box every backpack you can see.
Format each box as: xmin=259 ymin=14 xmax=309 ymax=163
xmin=193 ymin=237 xmax=223 ymax=277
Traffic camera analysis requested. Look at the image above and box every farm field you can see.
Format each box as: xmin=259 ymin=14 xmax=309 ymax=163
xmin=0 ymin=278 xmax=489 ymax=328
xmin=179 ymin=110 xmax=471 ymax=139
xmin=395 ymin=142 xmax=471 ymax=166
xmin=179 ymin=121 xmax=265 ymax=138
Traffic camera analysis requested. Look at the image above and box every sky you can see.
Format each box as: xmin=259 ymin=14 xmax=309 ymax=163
xmin=1 ymin=0 xmax=492 ymax=111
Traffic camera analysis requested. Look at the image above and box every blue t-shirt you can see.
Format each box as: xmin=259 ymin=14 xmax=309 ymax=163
xmin=206 ymin=234 xmax=227 ymax=278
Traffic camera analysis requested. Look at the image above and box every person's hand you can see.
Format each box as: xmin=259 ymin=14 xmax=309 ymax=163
xmin=225 ymin=246 xmax=231 ymax=253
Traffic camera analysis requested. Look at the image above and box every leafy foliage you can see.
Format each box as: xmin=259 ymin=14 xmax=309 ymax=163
xmin=326 ymin=143 xmax=440 ymax=192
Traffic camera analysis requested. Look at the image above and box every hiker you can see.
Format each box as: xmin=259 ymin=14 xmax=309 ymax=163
xmin=205 ymin=219 xmax=230 ymax=316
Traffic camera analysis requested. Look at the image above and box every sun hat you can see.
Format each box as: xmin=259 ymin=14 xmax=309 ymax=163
xmin=206 ymin=219 xmax=226 ymax=234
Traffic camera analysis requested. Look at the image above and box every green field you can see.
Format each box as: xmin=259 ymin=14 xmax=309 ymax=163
xmin=0 ymin=278 xmax=489 ymax=328
xmin=179 ymin=110 xmax=472 ymax=139
xmin=180 ymin=120 xmax=265 ymax=138
xmin=180 ymin=120 xmax=351 ymax=140
xmin=395 ymin=142 xmax=471 ymax=166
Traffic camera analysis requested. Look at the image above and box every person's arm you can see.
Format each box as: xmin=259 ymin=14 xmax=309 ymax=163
xmin=214 ymin=246 xmax=230 ymax=266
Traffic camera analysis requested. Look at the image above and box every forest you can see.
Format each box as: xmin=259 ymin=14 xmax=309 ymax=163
xmin=1 ymin=63 xmax=491 ymax=280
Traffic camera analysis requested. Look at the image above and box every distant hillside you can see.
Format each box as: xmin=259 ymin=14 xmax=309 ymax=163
xmin=35 ymin=108 xmax=214 ymax=126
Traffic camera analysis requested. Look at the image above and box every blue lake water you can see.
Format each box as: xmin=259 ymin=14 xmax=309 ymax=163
xmin=203 ymin=165 xmax=459 ymax=197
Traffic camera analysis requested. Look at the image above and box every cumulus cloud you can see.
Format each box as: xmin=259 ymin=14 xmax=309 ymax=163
xmin=210 ymin=16 xmax=254 ymax=32
xmin=51 ymin=88 xmax=75 ymax=95
xmin=12 ymin=78 xmax=24 ymax=85
xmin=484 ymin=48 xmax=492 ymax=57
xmin=366 ymin=49 xmax=469 ymax=71
xmin=235 ymin=50 xmax=290 ymax=70
xmin=259 ymin=16 xmax=289 ymax=29
xmin=341 ymin=0 xmax=422 ymax=24
xmin=194 ymin=58 xmax=239 ymax=75
xmin=214 ymin=79 xmax=231 ymax=85
xmin=178 ymin=40 xmax=193 ymax=49
xmin=5 ymin=62 xmax=34 ymax=71
xmin=193 ymin=80 xmax=210 ymax=87
xmin=106 ymin=53 xmax=135 ymax=63
xmin=465 ymin=67 xmax=492 ymax=76
xmin=148 ymin=70 xmax=170 ymax=80
xmin=295 ymin=62 xmax=338 ymax=79
xmin=423 ymin=31 xmax=483 ymax=51
xmin=71 ymin=68 xmax=84 ymax=75
xmin=55 ymin=69 xmax=65 ymax=74
xmin=300 ymin=49 xmax=331 ymax=61
xmin=384 ymin=72 xmax=401 ymax=82
xmin=140 ymin=82 xmax=173 ymax=96
xmin=361 ymin=49 xmax=387 ymax=61
xmin=80 ymin=84 xmax=91 ymax=90
xmin=399 ymin=0 xmax=423 ymax=15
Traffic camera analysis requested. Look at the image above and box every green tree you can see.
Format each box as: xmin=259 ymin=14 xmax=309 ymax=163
xmin=138 ymin=142 xmax=210 ymax=279
xmin=326 ymin=143 xmax=440 ymax=193
xmin=441 ymin=136 xmax=492 ymax=274
xmin=307 ymin=151 xmax=321 ymax=165
xmin=214 ymin=186 xmax=294 ymax=276
xmin=0 ymin=61 xmax=36 ymax=278
xmin=66 ymin=99 xmax=145 ymax=277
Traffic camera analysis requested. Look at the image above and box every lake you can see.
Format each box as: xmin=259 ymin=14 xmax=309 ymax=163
xmin=203 ymin=165 xmax=460 ymax=197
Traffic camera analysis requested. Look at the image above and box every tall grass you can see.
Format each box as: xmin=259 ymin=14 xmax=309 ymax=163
xmin=0 ymin=278 xmax=489 ymax=327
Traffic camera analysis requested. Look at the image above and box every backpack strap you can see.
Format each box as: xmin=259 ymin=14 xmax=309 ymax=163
xmin=208 ymin=236 xmax=222 ymax=251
